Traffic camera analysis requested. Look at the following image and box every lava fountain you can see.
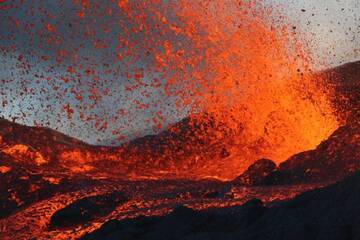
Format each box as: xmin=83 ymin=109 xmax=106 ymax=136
xmin=113 ymin=0 xmax=339 ymax=179
xmin=1 ymin=0 xmax=340 ymax=180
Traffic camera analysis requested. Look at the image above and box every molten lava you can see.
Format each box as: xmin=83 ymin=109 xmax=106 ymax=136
xmin=1 ymin=0 xmax=341 ymax=180
xmin=110 ymin=0 xmax=339 ymax=179
xmin=1 ymin=2 xmax=359 ymax=239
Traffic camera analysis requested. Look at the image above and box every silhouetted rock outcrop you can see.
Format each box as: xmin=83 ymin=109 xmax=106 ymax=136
xmin=0 ymin=117 xmax=92 ymax=161
xmin=234 ymin=120 xmax=360 ymax=185
xmin=233 ymin=158 xmax=277 ymax=185
xmin=81 ymin=198 xmax=266 ymax=240
xmin=81 ymin=172 xmax=360 ymax=240
xmin=49 ymin=191 xmax=127 ymax=228
xmin=323 ymin=60 xmax=360 ymax=120
xmin=268 ymin=120 xmax=360 ymax=184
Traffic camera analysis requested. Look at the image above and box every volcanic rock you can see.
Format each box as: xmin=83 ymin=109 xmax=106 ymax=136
xmin=119 ymin=114 xmax=236 ymax=175
xmin=49 ymin=190 xmax=127 ymax=228
xmin=323 ymin=60 xmax=360 ymax=120
xmin=0 ymin=117 xmax=124 ymax=175
xmin=233 ymin=158 xmax=277 ymax=185
xmin=0 ymin=152 xmax=103 ymax=219
xmin=0 ymin=152 xmax=59 ymax=218
xmin=81 ymin=216 xmax=162 ymax=240
xmin=0 ymin=117 xmax=91 ymax=160
xmin=81 ymin=172 xmax=360 ymax=240
xmin=0 ymin=121 xmax=107 ymax=219
xmin=233 ymin=119 xmax=359 ymax=185
xmin=81 ymin=198 xmax=267 ymax=240
xmin=247 ymin=172 xmax=360 ymax=240
xmin=265 ymin=120 xmax=360 ymax=184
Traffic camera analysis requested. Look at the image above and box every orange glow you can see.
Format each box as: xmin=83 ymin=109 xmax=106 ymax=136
xmin=2 ymin=144 xmax=48 ymax=166
xmin=132 ymin=0 xmax=339 ymax=179
xmin=0 ymin=0 xmax=340 ymax=181
xmin=0 ymin=1 xmax=357 ymax=239
xmin=0 ymin=165 xmax=11 ymax=173
xmin=47 ymin=0 xmax=339 ymax=180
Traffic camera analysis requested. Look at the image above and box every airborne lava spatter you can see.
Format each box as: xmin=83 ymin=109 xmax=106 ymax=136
xmin=1 ymin=1 xmax=359 ymax=239
xmin=108 ymin=0 xmax=340 ymax=179
xmin=1 ymin=0 xmax=339 ymax=179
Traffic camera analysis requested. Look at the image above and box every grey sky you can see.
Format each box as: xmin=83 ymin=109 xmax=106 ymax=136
xmin=269 ymin=0 xmax=359 ymax=67
xmin=0 ymin=0 xmax=359 ymax=144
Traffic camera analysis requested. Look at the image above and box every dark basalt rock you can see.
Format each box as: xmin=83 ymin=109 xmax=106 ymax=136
xmin=266 ymin=120 xmax=360 ymax=184
xmin=233 ymin=158 xmax=277 ymax=185
xmin=81 ymin=172 xmax=360 ymax=240
xmin=0 ymin=117 xmax=92 ymax=161
xmin=0 ymin=151 xmax=104 ymax=219
xmin=323 ymin=60 xmax=360 ymax=120
xmin=81 ymin=216 xmax=161 ymax=240
xmin=49 ymin=191 xmax=127 ymax=229
xmin=0 ymin=152 xmax=61 ymax=219
xmin=81 ymin=198 xmax=267 ymax=240
xmin=245 ymin=172 xmax=360 ymax=240
xmin=234 ymin=120 xmax=360 ymax=185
